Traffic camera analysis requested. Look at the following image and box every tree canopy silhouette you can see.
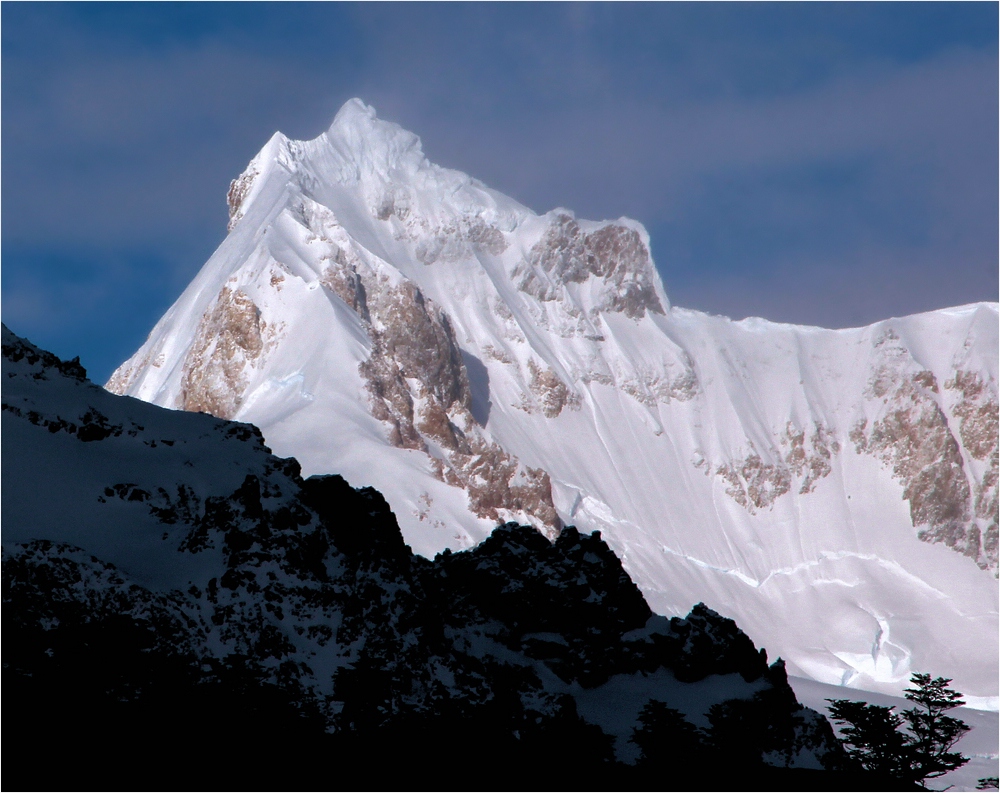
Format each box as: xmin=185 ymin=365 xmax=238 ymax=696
xmin=827 ymin=672 xmax=970 ymax=788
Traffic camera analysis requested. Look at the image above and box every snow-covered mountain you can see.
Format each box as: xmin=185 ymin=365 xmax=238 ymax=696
xmin=108 ymin=99 xmax=999 ymax=707
xmin=3 ymin=325 xmax=847 ymax=788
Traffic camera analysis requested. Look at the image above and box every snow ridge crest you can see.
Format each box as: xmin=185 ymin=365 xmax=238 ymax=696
xmin=321 ymin=98 xmax=426 ymax=180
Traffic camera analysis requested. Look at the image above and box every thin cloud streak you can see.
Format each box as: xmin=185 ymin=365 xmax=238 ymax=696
xmin=2 ymin=4 xmax=995 ymax=380
xmin=393 ymin=49 xmax=995 ymax=219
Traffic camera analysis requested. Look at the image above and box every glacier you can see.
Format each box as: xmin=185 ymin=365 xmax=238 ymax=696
xmin=108 ymin=98 xmax=999 ymax=707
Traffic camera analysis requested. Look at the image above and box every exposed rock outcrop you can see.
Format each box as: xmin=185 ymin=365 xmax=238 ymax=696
xmin=946 ymin=370 xmax=999 ymax=568
xmin=784 ymin=423 xmax=841 ymax=495
xmin=517 ymin=213 xmax=665 ymax=320
xmin=850 ymin=331 xmax=992 ymax=569
xmin=717 ymin=453 xmax=791 ymax=513
xmin=524 ymin=359 xmax=580 ymax=418
xmin=227 ymin=161 xmax=260 ymax=232
xmin=715 ymin=424 xmax=839 ymax=513
xmin=300 ymin=203 xmax=561 ymax=534
xmin=179 ymin=286 xmax=268 ymax=419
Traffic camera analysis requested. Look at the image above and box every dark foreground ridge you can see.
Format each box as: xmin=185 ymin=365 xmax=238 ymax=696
xmin=2 ymin=326 xmax=910 ymax=791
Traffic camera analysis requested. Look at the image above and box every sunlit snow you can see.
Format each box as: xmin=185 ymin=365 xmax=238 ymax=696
xmin=108 ymin=99 xmax=999 ymax=708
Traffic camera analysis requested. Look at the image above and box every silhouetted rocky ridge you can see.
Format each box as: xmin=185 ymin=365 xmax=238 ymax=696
xmin=3 ymin=326 xmax=911 ymax=790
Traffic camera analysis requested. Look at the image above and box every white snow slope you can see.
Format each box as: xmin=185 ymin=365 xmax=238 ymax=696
xmin=109 ymin=99 xmax=999 ymax=708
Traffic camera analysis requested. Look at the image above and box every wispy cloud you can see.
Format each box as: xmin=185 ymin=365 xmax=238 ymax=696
xmin=2 ymin=3 xmax=995 ymax=377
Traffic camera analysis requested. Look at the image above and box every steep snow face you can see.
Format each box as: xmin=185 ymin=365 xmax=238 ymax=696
xmin=108 ymin=99 xmax=999 ymax=706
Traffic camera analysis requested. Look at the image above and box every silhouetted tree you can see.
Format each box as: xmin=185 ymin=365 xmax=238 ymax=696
xmin=828 ymin=672 xmax=970 ymax=788
xmin=630 ymin=699 xmax=709 ymax=768
xmin=902 ymin=673 xmax=972 ymax=784
xmin=826 ymin=699 xmax=912 ymax=779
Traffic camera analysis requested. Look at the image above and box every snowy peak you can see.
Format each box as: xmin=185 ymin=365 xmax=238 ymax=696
xmin=321 ymin=97 xmax=426 ymax=180
xmin=108 ymin=101 xmax=998 ymax=706
xmin=226 ymin=100 xmax=666 ymax=318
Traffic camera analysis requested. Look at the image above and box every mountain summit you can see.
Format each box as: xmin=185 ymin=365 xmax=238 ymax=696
xmin=108 ymin=99 xmax=999 ymax=706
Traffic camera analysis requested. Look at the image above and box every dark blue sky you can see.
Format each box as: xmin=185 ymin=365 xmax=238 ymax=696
xmin=3 ymin=2 xmax=997 ymax=383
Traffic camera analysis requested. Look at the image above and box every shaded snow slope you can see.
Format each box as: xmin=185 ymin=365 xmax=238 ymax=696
xmin=108 ymin=99 xmax=999 ymax=705
xmin=3 ymin=325 xmax=845 ymax=776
